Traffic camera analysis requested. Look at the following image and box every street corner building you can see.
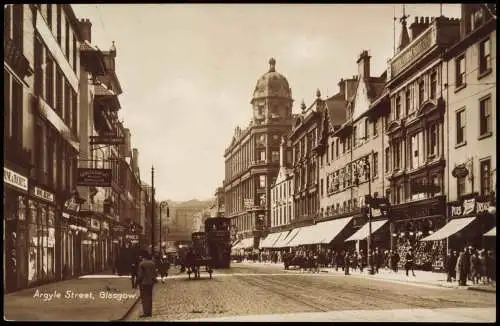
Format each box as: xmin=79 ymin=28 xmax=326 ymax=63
xmin=222 ymin=4 xmax=496 ymax=269
xmin=4 ymin=4 xmax=151 ymax=293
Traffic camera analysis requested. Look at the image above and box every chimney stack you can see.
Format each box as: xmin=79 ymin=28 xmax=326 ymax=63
xmin=357 ymin=50 xmax=371 ymax=79
xmin=79 ymin=18 xmax=92 ymax=43
xmin=279 ymin=137 xmax=285 ymax=167
xmin=132 ymin=148 xmax=139 ymax=171
xmin=338 ymin=78 xmax=345 ymax=95
xmin=410 ymin=16 xmax=432 ymax=40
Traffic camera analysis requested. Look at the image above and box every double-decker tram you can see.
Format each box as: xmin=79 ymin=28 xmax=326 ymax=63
xmin=205 ymin=217 xmax=231 ymax=268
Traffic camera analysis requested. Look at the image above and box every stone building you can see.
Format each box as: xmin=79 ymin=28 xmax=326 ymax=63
xmin=385 ymin=14 xmax=461 ymax=270
xmin=223 ymin=58 xmax=294 ymax=249
xmin=317 ymin=50 xmax=389 ymax=253
xmin=441 ymin=4 xmax=496 ymax=250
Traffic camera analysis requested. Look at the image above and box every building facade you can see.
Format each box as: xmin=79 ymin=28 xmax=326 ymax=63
xmin=385 ymin=15 xmax=461 ymax=270
xmin=443 ymin=4 xmax=496 ymax=250
xmin=270 ymin=137 xmax=294 ymax=231
xmin=223 ymin=58 xmax=294 ymax=247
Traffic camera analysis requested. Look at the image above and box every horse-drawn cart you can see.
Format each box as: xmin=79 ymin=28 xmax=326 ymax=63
xmin=187 ymin=232 xmax=214 ymax=279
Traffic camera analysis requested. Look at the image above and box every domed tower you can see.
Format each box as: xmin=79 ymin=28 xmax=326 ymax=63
xmin=251 ymin=58 xmax=293 ymax=124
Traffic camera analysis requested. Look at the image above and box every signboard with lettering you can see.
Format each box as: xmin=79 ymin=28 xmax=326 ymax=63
xmin=64 ymin=197 xmax=81 ymax=212
xmin=4 ymin=167 xmax=28 ymax=191
xmin=449 ymin=196 xmax=491 ymax=217
xmin=33 ymin=186 xmax=55 ymax=203
xmin=89 ymin=135 xmax=125 ymax=145
xmin=452 ymin=165 xmax=469 ymax=178
xmin=390 ymin=27 xmax=434 ymax=77
xmin=77 ymin=168 xmax=112 ymax=187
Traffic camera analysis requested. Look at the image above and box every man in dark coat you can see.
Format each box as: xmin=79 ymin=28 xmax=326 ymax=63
xmin=405 ymin=248 xmax=416 ymax=277
xmin=136 ymin=250 xmax=157 ymax=318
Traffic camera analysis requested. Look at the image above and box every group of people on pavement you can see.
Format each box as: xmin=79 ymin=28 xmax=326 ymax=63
xmin=445 ymin=246 xmax=496 ymax=286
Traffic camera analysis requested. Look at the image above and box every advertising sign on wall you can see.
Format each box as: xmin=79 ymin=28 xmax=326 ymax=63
xmin=77 ymin=168 xmax=112 ymax=187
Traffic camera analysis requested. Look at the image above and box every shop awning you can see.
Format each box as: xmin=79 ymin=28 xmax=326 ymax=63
xmin=483 ymin=226 xmax=496 ymax=237
xmin=259 ymin=232 xmax=281 ymax=248
xmin=345 ymin=219 xmax=388 ymax=242
xmin=287 ymin=225 xmax=316 ymax=247
xmin=313 ymin=216 xmax=353 ymax=244
xmin=270 ymin=232 xmax=289 ymax=248
xmin=232 ymin=237 xmax=254 ymax=250
xmin=274 ymin=228 xmax=300 ymax=248
xmin=421 ymin=217 xmax=476 ymax=241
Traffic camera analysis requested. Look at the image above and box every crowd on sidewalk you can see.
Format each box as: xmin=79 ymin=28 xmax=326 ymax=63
xmin=233 ymin=245 xmax=496 ymax=287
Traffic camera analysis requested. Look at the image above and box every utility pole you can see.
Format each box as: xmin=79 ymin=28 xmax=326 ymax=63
xmin=151 ymin=166 xmax=155 ymax=255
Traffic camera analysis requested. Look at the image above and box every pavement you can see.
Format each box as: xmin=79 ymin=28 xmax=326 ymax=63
xmin=4 ymin=270 xmax=140 ymax=321
xmin=237 ymin=260 xmax=497 ymax=293
xmin=187 ymin=307 xmax=496 ymax=322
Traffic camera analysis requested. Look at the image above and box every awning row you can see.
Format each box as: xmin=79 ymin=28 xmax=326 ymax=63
xmin=234 ymin=217 xmax=494 ymax=250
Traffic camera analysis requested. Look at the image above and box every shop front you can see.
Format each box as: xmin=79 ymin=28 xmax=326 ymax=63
xmin=390 ymin=195 xmax=447 ymax=271
xmin=27 ymin=185 xmax=57 ymax=287
xmin=4 ymin=166 xmax=29 ymax=293
xmin=61 ymin=193 xmax=84 ymax=280
xmin=67 ymin=214 xmax=87 ymax=276
xmin=101 ymin=220 xmax=111 ymax=270
xmin=432 ymin=194 xmax=496 ymax=252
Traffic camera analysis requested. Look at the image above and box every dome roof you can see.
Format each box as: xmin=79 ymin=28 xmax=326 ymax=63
xmin=252 ymin=58 xmax=292 ymax=101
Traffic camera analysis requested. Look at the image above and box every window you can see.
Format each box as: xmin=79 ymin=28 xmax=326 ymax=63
xmin=373 ymin=119 xmax=378 ymax=136
xmin=479 ymin=38 xmax=491 ymax=74
xmin=271 ymin=151 xmax=279 ymax=163
xmin=45 ymin=54 xmax=54 ymax=108
xmin=405 ymin=89 xmax=411 ymax=115
xmin=372 ymin=152 xmax=378 ymax=178
xmin=4 ymin=5 xmax=11 ymax=40
xmin=12 ymin=5 xmax=23 ymax=51
xmin=64 ymin=81 xmax=70 ymax=125
xmin=257 ymin=105 xmax=264 ymax=116
xmin=35 ymin=123 xmax=44 ymax=174
xmin=335 ymin=139 xmax=339 ymax=157
xmin=427 ymin=124 xmax=438 ymax=157
xmin=385 ymin=147 xmax=390 ymax=172
xmin=331 ymin=142 xmax=334 ymax=160
xmin=259 ymin=175 xmax=266 ymax=188
xmin=480 ymin=159 xmax=491 ymax=196
xmin=430 ymin=71 xmax=437 ymax=100
xmin=342 ymin=139 xmax=346 ymax=154
xmin=4 ymin=69 xmax=11 ymax=139
xmin=455 ymin=55 xmax=466 ymax=88
xmin=259 ymin=150 xmax=266 ymax=162
xmin=326 ymin=141 xmax=329 ymax=162
xmin=457 ymin=175 xmax=466 ymax=198
xmin=72 ymin=33 xmax=77 ymax=72
xmin=395 ymin=95 xmax=401 ymax=120
xmin=353 ymin=126 xmax=357 ymax=147
xmin=55 ymin=69 xmax=63 ymax=116
xmin=47 ymin=4 xmax=52 ymax=29
xmin=364 ymin=119 xmax=369 ymax=139
xmin=56 ymin=5 xmax=62 ymax=44
xmin=65 ymin=20 xmax=70 ymax=58
xmin=410 ymin=132 xmax=424 ymax=169
xmin=479 ymin=96 xmax=491 ymax=136
xmin=393 ymin=141 xmax=401 ymax=170
xmin=418 ymin=79 xmax=425 ymax=105
xmin=320 ymin=179 xmax=324 ymax=196
xmin=34 ymin=37 xmax=43 ymax=96
xmin=12 ymin=78 xmax=23 ymax=143
xmin=456 ymin=109 xmax=466 ymax=144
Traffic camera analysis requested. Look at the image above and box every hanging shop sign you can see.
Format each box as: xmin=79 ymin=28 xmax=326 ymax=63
xmin=32 ymin=186 xmax=55 ymax=203
xmin=77 ymin=168 xmax=112 ymax=187
xmin=125 ymin=234 xmax=139 ymax=241
xmin=89 ymin=134 xmax=125 ymax=145
xmin=91 ymin=218 xmax=100 ymax=230
xmin=452 ymin=165 xmax=469 ymax=178
xmin=4 ymin=167 xmax=28 ymax=191
xmin=64 ymin=197 xmax=81 ymax=213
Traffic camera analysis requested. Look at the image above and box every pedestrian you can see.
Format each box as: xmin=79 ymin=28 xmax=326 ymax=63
xmin=136 ymin=250 xmax=157 ymax=318
xmin=130 ymin=254 xmax=141 ymax=289
xmin=456 ymin=249 xmax=467 ymax=286
xmin=445 ymin=250 xmax=454 ymax=282
xmin=479 ymin=250 xmax=487 ymax=284
xmin=405 ymin=248 xmax=416 ymax=277
xmin=470 ymin=250 xmax=480 ymax=285
xmin=486 ymin=250 xmax=495 ymax=284
xmin=358 ymin=250 xmax=365 ymax=273
xmin=344 ymin=251 xmax=350 ymax=275
xmin=159 ymin=254 xmax=170 ymax=283
xmin=390 ymin=250 xmax=398 ymax=273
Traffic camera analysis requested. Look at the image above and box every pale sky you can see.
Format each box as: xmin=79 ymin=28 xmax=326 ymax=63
xmin=72 ymin=4 xmax=461 ymax=202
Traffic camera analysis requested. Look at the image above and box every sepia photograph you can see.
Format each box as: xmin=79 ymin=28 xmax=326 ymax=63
xmin=3 ymin=3 xmax=496 ymax=322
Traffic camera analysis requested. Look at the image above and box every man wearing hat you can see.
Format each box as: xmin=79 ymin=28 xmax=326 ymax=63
xmin=136 ymin=250 xmax=157 ymax=318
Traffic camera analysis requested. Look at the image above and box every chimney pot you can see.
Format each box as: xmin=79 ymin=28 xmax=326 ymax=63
xmin=414 ymin=17 xmax=418 ymax=23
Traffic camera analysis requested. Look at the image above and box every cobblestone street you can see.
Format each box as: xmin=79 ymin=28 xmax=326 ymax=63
xmin=126 ymin=263 xmax=496 ymax=322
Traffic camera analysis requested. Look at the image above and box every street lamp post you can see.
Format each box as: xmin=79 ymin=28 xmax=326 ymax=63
xmin=159 ymin=201 xmax=169 ymax=252
xmin=151 ymin=166 xmax=155 ymax=256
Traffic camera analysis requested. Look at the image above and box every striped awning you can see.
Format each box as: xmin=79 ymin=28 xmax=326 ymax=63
xmin=345 ymin=219 xmax=388 ymax=242
xmin=232 ymin=237 xmax=254 ymax=250
xmin=259 ymin=232 xmax=281 ymax=248
xmin=274 ymin=228 xmax=300 ymax=248
xmin=421 ymin=217 xmax=475 ymax=241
